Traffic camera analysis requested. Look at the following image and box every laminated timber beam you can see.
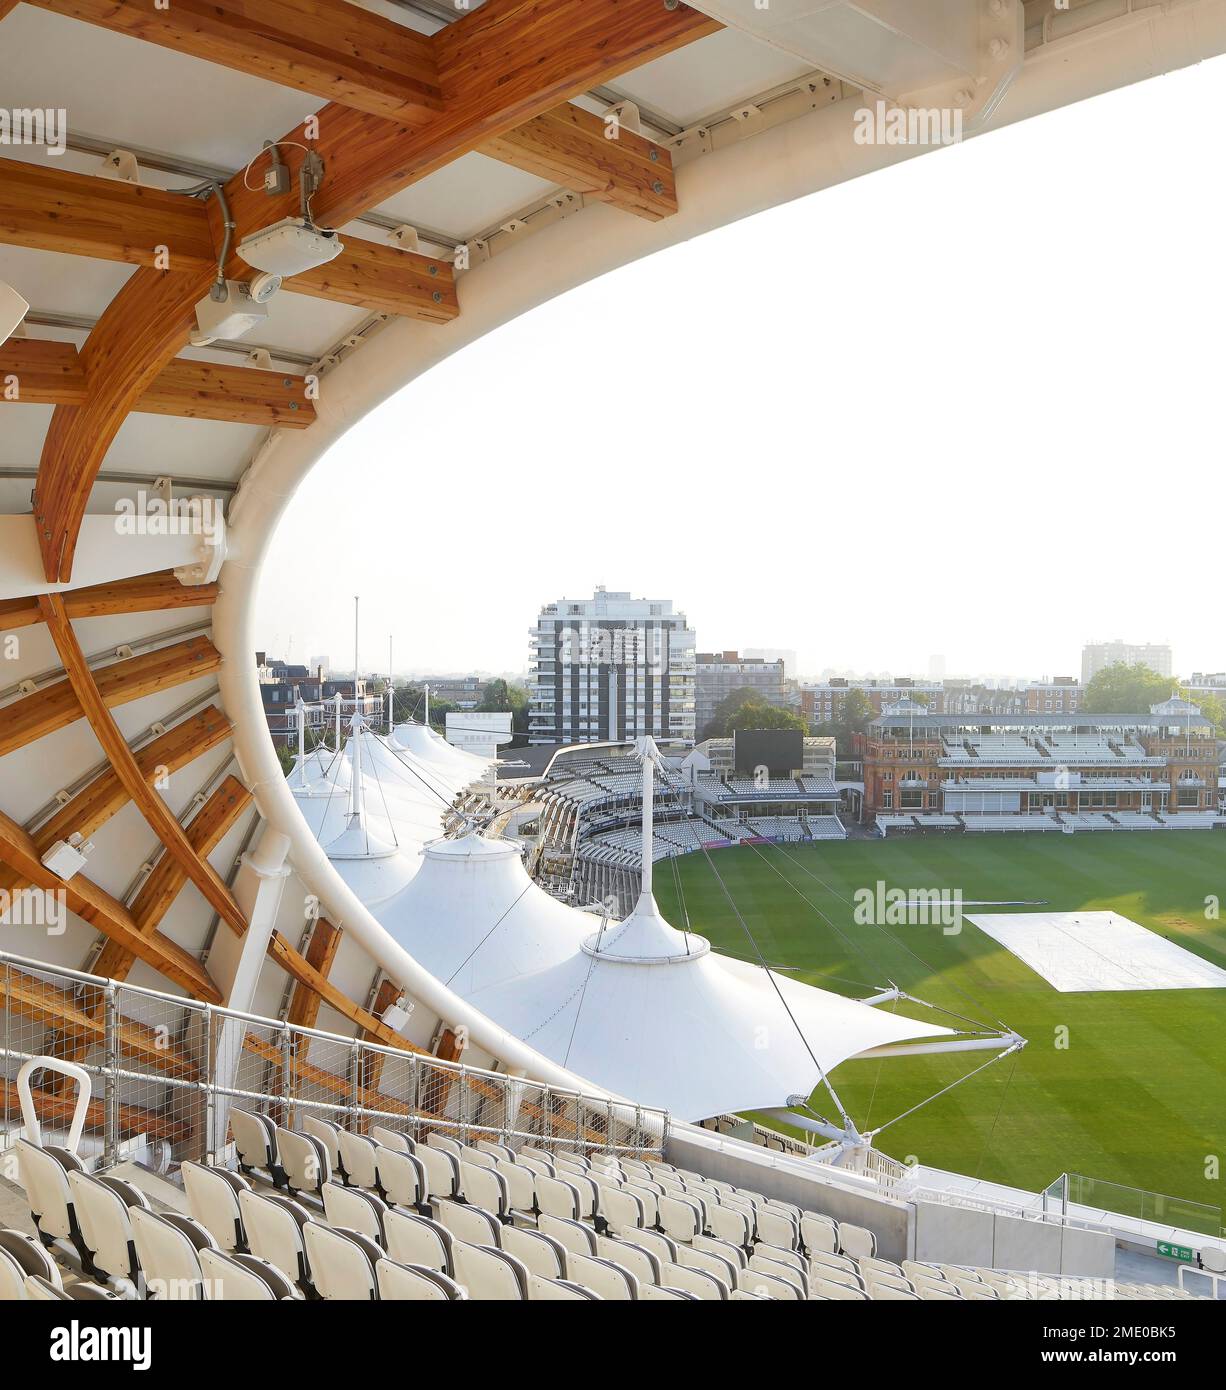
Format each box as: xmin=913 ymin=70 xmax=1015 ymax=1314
xmin=25 ymin=0 xmax=444 ymax=123
xmin=0 ymin=160 xmax=457 ymax=321
xmin=0 ymin=967 xmax=197 ymax=1078
xmin=0 ymin=704 xmax=233 ymax=899
xmin=92 ymin=773 xmax=253 ymax=983
xmin=31 ymin=0 xmax=712 ymax=583
xmin=480 ymin=103 xmax=678 ymax=220
xmin=285 ymin=916 xmax=344 ymax=1043
xmin=0 ymin=633 xmax=221 ymax=758
xmin=0 ymin=807 xmax=221 ymax=1000
xmin=37 ymin=595 xmax=247 ymax=938
xmin=1 ymin=1079 xmax=190 ymax=1143
xmin=0 ymin=569 xmax=219 ymax=633
xmin=267 ymin=931 xmax=422 ymax=1054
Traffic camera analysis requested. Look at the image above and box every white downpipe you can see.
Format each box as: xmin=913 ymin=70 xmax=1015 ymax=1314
xmin=214 ymin=1 xmax=1226 ymax=1097
xmin=639 ymin=742 xmax=655 ymax=900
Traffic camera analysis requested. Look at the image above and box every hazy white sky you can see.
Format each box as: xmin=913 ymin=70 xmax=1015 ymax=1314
xmin=257 ymin=55 xmax=1225 ymax=684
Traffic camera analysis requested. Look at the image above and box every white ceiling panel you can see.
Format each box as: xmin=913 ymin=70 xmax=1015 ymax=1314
xmin=368 ymin=152 xmax=560 ymax=240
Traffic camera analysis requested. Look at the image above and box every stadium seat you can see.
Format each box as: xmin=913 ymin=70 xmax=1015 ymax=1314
xmin=383 ymin=1208 xmax=454 ymax=1274
xmin=130 ymin=1208 xmax=215 ymax=1300
xmin=376 ymin=1257 xmax=466 ymax=1300
xmin=376 ymin=1145 xmax=428 ymax=1210
xmin=275 ymin=1127 xmax=331 ymax=1197
xmin=230 ymin=1110 xmax=281 ymax=1183
xmin=67 ymin=1170 xmax=149 ymax=1287
xmin=0 ymin=1228 xmax=63 ymax=1300
xmin=183 ymin=1162 xmax=250 ymax=1251
xmin=303 ymin=1222 xmax=382 ymax=1300
xmin=238 ymin=1189 xmax=313 ymax=1292
xmin=322 ymin=1180 xmax=387 ymax=1243
xmin=198 ymin=1246 xmax=303 ymax=1300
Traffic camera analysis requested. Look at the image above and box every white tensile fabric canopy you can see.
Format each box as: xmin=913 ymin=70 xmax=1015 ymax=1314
xmin=377 ymin=830 xmax=953 ymax=1121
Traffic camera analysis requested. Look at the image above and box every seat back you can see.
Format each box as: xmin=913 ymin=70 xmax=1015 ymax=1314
xmin=811 ymin=1273 xmax=867 ymax=1300
xmin=536 ymin=1213 xmax=596 ymax=1257
xmin=433 ymin=1199 xmax=500 ymax=1248
xmin=502 ymin=1226 xmax=566 ymax=1279
xmin=322 ymin=1182 xmax=387 ymax=1243
xmin=564 ymin=1251 xmax=637 ymax=1300
xmin=0 ymin=1229 xmax=61 ymax=1299
xmin=676 ymin=1244 xmax=736 ymax=1289
xmin=425 ymin=1132 xmax=462 ymax=1159
xmin=229 ymin=1110 xmax=277 ymax=1172
xmin=302 ymin=1117 xmax=345 ymax=1178
xmin=16 ymin=1140 xmax=81 ymax=1243
xmin=371 ymin=1126 xmax=414 ymax=1153
xmin=736 ymin=1265 xmax=801 ymax=1300
xmin=238 ymin=1189 xmax=312 ymax=1290
xmin=67 ymin=1171 xmax=148 ymax=1282
xmin=657 ymin=1260 xmax=726 ymax=1300
xmin=376 ymin=1146 xmax=426 ymax=1209
xmin=596 ymin=1235 xmax=659 ymax=1286
xmin=130 ymin=1207 xmax=209 ymax=1300
xmin=595 ymin=1183 xmax=644 ymax=1236
xmin=458 ymin=1144 xmax=497 ymax=1171
xmin=748 ymin=1253 xmax=806 ymax=1296
xmin=755 ymin=1207 xmax=799 ymax=1250
xmin=275 ymin=1128 xmax=330 ymax=1196
xmin=416 ymin=1143 xmax=460 ymax=1200
xmin=376 ymin=1258 xmax=464 ymax=1301
xmin=182 ymin=1163 xmax=249 ymax=1252
xmin=535 ymin=1174 xmax=580 ymax=1221
xmin=705 ymin=1202 xmax=750 ymax=1247
xmin=383 ymin=1208 xmax=453 ymax=1273
xmin=458 ymin=1161 xmax=509 ymax=1219
xmin=199 ymin=1247 xmax=300 ymax=1301
xmin=837 ymin=1221 xmax=877 ymax=1260
xmin=657 ymin=1192 xmax=701 ymax=1244
xmin=303 ymin=1222 xmax=380 ymax=1300
xmin=494 ymin=1158 xmax=535 ymax=1214
xmin=336 ymin=1129 xmax=380 ymax=1190
xmin=693 ymin=1233 xmax=746 ymax=1269
xmin=800 ymin=1214 xmax=837 ymax=1254
xmin=450 ymin=1240 xmax=529 ymax=1300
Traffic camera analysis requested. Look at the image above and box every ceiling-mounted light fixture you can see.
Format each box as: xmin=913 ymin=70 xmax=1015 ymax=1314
xmin=0 ymin=279 xmax=29 ymax=346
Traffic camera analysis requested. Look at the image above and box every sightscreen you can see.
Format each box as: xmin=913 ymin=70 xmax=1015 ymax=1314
xmin=733 ymin=728 xmax=803 ymax=775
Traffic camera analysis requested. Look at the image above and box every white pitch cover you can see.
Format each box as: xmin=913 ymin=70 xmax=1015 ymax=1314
xmin=966 ymin=911 xmax=1226 ymax=993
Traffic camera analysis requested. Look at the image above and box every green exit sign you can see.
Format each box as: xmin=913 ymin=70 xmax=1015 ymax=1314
xmin=1156 ymin=1241 xmax=1195 ymax=1262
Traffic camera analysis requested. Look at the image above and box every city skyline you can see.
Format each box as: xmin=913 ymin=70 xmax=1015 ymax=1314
xmin=255 ymin=56 xmax=1224 ymax=681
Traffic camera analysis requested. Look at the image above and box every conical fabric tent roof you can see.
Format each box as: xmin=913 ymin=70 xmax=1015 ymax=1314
xmin=375 ymin=830 xmax=953 ymax=1120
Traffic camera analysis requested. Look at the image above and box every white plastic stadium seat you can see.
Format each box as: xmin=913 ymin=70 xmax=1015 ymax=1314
xmin=130 ymin=1207 xmax=216 ymax=1300
xmin=450 ymin=1239 xmax=531 ymax=1300
xmin=376 ymin=1258 xmax=466 ymax=1301
xmin=383 ymin=1208 xmax=453 ymax=1274
xmin=24 ymin=1274 xmax=116 ymax=1301
xmin=229 ymin=1110 xmax=281 ymax=1181
xmin=275 ymin=1128 xmax=331 ymax=1197
xmin=322 ymin=1181 xmax=387 ymax=1243
xmin=238 ymin=1189 xmax=314 ymax=1292
xmin=67 ymin=1170 xmax=150 ymax=1286
xmin=837 ymin=1222 xmax=877 ymax=1260
xmin=376 ymin=1145 xmax=428 ymax=1210
xmin=198 ymin=1246 xmax=303 ymax=1300
xmin=16 ymin=1139 xmax=89 ymax=1267
xmin=183 ymin=1163 xmax=250 ymax=1252
xmin=303 ymin=1221 xmax=382 ymax=1300
xmin=337 ymin=1129 xmax=381 ymax=1191
xmin=0 ymin=1229 xmax=63 ymax=1300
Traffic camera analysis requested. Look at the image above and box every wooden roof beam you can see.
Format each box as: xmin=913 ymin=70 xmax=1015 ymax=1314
xmin=92 ymin=773 xmax=252 ymax=983
xmin=26 ymin=0 xmax=443 ymax=122
xmin=0 ymin=633 xmax=222 ymax=758
xmin=285 ymin=916 xmax=344 ymax=1037
xmin=480 ymin=102 xmax=678 ymax=220
xmin=0 ymin=569 xmax=220 ymax=633
xmin=0 ymin=806 xmax=221 ymax=1000
xmin=0 ymin=160 xmax=456 ymax=322
xmin=37 ymin=596 xmax=247 ymax=938
xmin=0 ymin=703 xmax=233 ymax=900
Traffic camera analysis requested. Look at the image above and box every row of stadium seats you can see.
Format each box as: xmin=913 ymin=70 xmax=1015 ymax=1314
xmin=9 ymin=1117 xmax=1207 ymax=1302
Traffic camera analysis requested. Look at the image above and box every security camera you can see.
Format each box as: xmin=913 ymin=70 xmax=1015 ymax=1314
xmin=191 ymin=278 xmax=270 ymax=347
xmin=247 ymin=271 xmax=283 ymax=304
xmin=0 ymin=279 xmax=29 ymax=347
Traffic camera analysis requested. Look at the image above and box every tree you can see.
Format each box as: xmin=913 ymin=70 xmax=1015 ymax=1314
xmin=838 ymin=687 xmax=876 ymax=733
xmin=725 ymin=700 xmax=807 ymax=734
xmin=1083 ymin=663 xmax=1176 ymax=714
xmin=701 ymin=686 xmax=766 ymax=740
xmin=477 ymin=678 xmax=530 ymax=746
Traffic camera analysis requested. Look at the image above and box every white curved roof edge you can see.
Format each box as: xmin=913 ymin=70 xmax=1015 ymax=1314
xmin=214 ymin=0 xmax=1226 ymax=1100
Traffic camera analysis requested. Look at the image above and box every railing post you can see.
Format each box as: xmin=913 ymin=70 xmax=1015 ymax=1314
xmin=103 ymin=982 xmax=118 ymax=1170
xmin=280 ymin=1021 xmax=293 ymax=1128
xmin=350 ymin=1038 xmax=362 ymax=1132
xmin=203 ymin=1003 xmax=215 ymax=1165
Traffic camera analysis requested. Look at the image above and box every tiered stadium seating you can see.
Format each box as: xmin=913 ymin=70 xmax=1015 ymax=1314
xmin=13 ymin=1115 xmax=1201 ymax=1303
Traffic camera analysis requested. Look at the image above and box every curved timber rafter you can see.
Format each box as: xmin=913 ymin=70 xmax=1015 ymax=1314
xmin=28 ymin=0 xmax=716 ymax=583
